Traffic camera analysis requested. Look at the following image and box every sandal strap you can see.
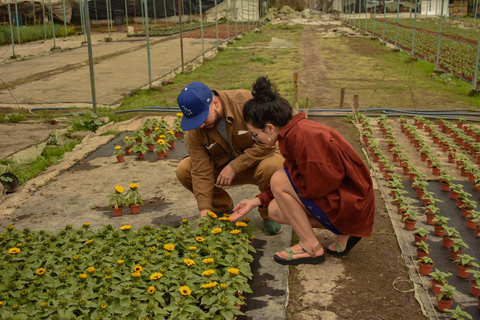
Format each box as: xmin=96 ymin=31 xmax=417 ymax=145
xmin=299 ymin=241 xmax=322 ymax=257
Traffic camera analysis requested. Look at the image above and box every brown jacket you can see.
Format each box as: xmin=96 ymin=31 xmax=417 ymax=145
xmin=186 ymin=89 xmax=277 ymax=211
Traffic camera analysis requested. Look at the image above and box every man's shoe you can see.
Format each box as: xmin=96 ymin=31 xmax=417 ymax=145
xmin=263 ymin=219 xmax=283 ymax=235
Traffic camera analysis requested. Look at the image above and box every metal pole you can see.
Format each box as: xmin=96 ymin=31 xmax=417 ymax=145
xmin=234 ymin=0 xmax=238 ymax=37
xmin=49 ymin=0 xmax=56 ymax=48
xmin=199 ymin=0 xmax=204 ymax=56
xmin=382 ymin=0 xmax=386 ymax=40
xmin=41 ymin=0 xmax=47 ymax=39
xmin=435 ymin=0 xmax=445 ymax=68
xmin=475 ymin=0 xmax=479 ymax=27
xmin=14 ymin=0 xmax=20 ymax=44
xmin=227 ymin=0 xmax=229 ymax=40
xmin=153 ymin=0 xmax=157 ymax=25
xmin=62 ymin=0 xmax=67 ymax=37
xmin=83 ymin=0 xmax=97 ymax=114
xmin=364 ymin=0 xmax=367 ymax=33
xmin=435 ymin=0 xmax=438 ymax=18
xmin=412 ymin=0 xmax=418 ymax=55
xmin=357 ymin=0 xmax=360 ymax=27
xmin=33 ymin=0 xmax=36 ymax=25
xmin=459 ymin=0 xmax=463 ymax=21
xmin=108 ymin=0 xmax=113 ymax=33
xmin=373 ymin=0 xmax=376 ymax=35
xmin=173 ymin=0 xmax=176 ymax=18
xmin=79 ymin=0 xmax=86 ymax=42
xmin=247 ymin=0 xmax=250 ymax=30
xmin=353 ymin=0 xmax=356 ymax=27
xmin=106 ymin=0 xmax=112 ymax=38
xmin=141 ymin=0 xmax=145 ymax=32
xmin=125 ymin=0 xmax=129 ymax=32
xmin=164 ymin=0 xmax=168 ymax=26
xmin=178 ymin=0 xmax=184 ymax=72
xmin=7 ymin=4 xmax=16 ymax=57
xmin=144 ymin=0 xmax=152 ymax=87
xmin=215 ymin=0 xmax=218 ymax=47
xmin=395 ymin=0 xmax=400 ymax=48
xmin=94 ymin=0 xmax=98 ymax=21
xmin=472 ymin=27 xmax=480 ymax=88
xmin=189 ymin=0 xmax=192 ymax=22
xmin=241 ymin=0 xmax=244 ymax=32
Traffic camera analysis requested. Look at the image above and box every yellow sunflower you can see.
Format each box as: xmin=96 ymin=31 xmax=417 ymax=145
xmin=120 ymin=225 xmax=131 ymax=231
xmin=208 ymin=211 xmax=218 ymax=218
xmin=125 ymin=136 xmax=129 ymax=139
xmin=211 ymin=228 xmax=222 ymax=234
xmin=230 ymin=229 xmax=241 ymax=235
xmin=79 ymin=273 xmax=88 ymax=279
xmin=184 ymin=258 xmax=196 ymax=267
xmin=150 ymin=272 xmax=163 ymax=280
xmin=117 ymin=259 xmax=124 ymax=265
xmin=236 ymin=222 xmax=248 ymax=227
xmin=132 ymin=272 xmax=141 ymax=278
xmin=203 ymin=258 xmax=214 ymax=264
xmin=164 ymin=244 xmax=175 ymax=251
xmin=188 ymin=246 xmax=197 ymax=251
xmin=179 ymin=286 xmax=192 ymax=296
xmin=201 ymin=281 xmax=218 ymax=289
xmin=148 ymin=286 xmax=155 ymax=295
xmin=228 ymin=268 xmax=239 ymax=275
xmin=129 ymin=183 xmax=139 ymax=189
xmin=202 ymin=269 xmax=215 ymax=276
xmin=159 ymin=135 xmax=166 ymax=139
xmin=177 ymin=113 xmax=183 ymax=118
xmin=85 ymin=239 xmax=94 ymax=245
xmin=115 ymin=185 xmax=124 ymax=193
xmin=167 ymin=130 xmax=175 ymax=135
xmin=36 ymin=268 xmax=46 ymax=275
xmin=243 ymin=217 xmax=250 ymax=222
xmin=87 ymin=267 xmax=95 ymax=273
xmin=115 ymin=146 xmax=122 ymax=150
xmin=134 ymin=265 xmax=143 ymax=272
xmin=196 ymin=236 xmax=205 ymax=242
xmin=8 ymin=248 xmax=20 ymax=254
xmin=218 ymin=216 xmax=230 ymax=221
xmin=157 ymin=139 xmax=166 ymax=145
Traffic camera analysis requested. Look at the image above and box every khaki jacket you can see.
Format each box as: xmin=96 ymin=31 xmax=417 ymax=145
xmin=185 ymin=89 xmax=277 ymax=211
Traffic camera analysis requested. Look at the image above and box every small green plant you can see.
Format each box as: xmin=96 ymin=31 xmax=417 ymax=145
xmin=466 ymin=269 xmax=480 ymax=287
xmin=143 ymin=135 xmax=156 ymax=145
xmin=450 ymin=238 xmax=468 ymax=253
xmin=416 ymin=241 xmax=430 ymax=253
xmin=165 ymin=130 xmax=178 ymax=144
xmin=417 ymin=256 xmax=434 ymax=265
xmin=113 ymin=146 xmax=125 ymax=156
xmin=123 ymin=136 xmax=136 ymax=148
xmin=433 ymin=216 xmax=450 ymax=228
xmin=438 ymin=284 xmax=458 ymax=301
xmin=402 ymin=208 xmax=417 ymax=222
xmin=107 ymin=185 xmax=126 ymax=209
xmin=132 ymin=142 xmax=148 ymax=155
xmin=424 ymin=204 xmax=440 ymax=215
xmin=132 ymin=130 xmax=146 ymax=141
xmin=445 ymin=305 xmax=473 ymax=320
xmin=430 ymin=270 xmax=452 ymax=285
xmin=460 ymin=199 xmax=477 ymax=210
xmin=125 ymin=183 xmax=143 ymax=206
xmin=3 ymin=112 xmax=27 ymax=123
xmin=454 ymin=254 xmax=480 ymax=268
xmin=413 ymin=228 xmax=429 ymax=237
xmin=70 ymin=112 xmax=103 ymax=132
xmin=443 ymin=226 xmax=460 ymax=239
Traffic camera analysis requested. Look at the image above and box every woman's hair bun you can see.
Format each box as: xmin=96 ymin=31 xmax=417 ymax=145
xmin=251 ymin=77 xmax=278 ymax=102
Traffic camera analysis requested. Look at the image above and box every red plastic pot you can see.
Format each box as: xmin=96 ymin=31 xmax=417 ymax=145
xmin=434 ymin=224 xmax=445 ymax=237
xmin=417 ymin=248 xmax=430 ymax=259
xmin=432 ymin=279 xmax=446 ymax=295
xmin=437 ymin=297 xmax=453 ymax=312
xmin=449 ymin=247 xmax=462 ymax=261
xmin=112 ymin=207 xmax=123 ymax=217
xmin=458 ymin=264 xmax=473 ymax=279
xmin=129 ymin=205 xmax=140 ymax=214
xmin=442 ymin=236 xmax=454 ymax=249
xmin=471 ymin=279 xmax=480 ymax=296
xmin=404 ymin=219 xmax=416 ymax=231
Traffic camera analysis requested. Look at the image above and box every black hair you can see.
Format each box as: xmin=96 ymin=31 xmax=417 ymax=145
xmin=243 ymin=77 xmax=293 ymax=130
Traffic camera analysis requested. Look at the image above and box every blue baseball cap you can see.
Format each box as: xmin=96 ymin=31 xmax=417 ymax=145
xmin=177 ymin=81 xmax=213 ymax=130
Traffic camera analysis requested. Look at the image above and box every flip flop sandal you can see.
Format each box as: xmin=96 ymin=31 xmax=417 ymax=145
xmin=326 ymin=236 xmax=362 ymax=256
xmin=273 ymin=242 xmax=326 ymax=265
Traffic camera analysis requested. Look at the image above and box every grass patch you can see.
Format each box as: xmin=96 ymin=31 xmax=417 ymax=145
xmin=100 ymin=130 xmax=121 ymax=136
xmin=0 ymin=23 xmax=75 ymax=46
xmin=0 ymin=140 xmax=79 ymax=185
xmin=249 ymin=56 xmax=276 ymax=64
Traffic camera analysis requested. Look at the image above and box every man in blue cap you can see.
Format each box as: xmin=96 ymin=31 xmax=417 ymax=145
xmin=176 ymin=81 xmax=285 ymax=235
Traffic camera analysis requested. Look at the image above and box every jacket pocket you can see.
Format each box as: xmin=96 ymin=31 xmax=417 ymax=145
xmin=231 ymin=132 xmax=254 ymax=153
xmin=206 ymin=142 xmax=227 ymax=157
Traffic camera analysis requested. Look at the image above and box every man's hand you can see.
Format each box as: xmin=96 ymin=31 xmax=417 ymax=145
xmin=200 ymin=210 xmax=210 ymax=218
xmin=216 ymin=164 xmax=236 ymax=187
xmin=230 ymin=198 xmax=261 ymax=221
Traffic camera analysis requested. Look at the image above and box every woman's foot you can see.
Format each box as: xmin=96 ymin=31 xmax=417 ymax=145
xmin=326 ymin=236 xmax=362 ymax=256
xmin=274 ymin=242 xmax=325 ymax=265
xmin=327 ymin=234 xmax=350 ymax=252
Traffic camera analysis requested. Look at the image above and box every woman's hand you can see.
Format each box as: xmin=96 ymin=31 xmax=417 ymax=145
xmin=230 ymin=198 xmax=261 ymax=221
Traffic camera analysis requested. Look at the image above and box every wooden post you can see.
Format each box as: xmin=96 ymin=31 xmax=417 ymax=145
xmin=293 ymin=72 xmax=299 ymax=113
xmin=353 ymin=94 xmax=359 ymax=116
xmin=339 ymin=88 xmax=345 ymax=109
xmin=323 ymin=0 xmax=329 ymax=12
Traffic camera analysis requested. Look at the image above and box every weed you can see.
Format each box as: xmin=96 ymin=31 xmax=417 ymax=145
xmin=70 ymin=112 xmax=103 ymax=133
xmin=249 ymin=56 xmax=276 ymax=64
xmin=3 ymin=113 xmax=27 ymax=123
xmin=100 ymin=130 xmax=120 ymax=136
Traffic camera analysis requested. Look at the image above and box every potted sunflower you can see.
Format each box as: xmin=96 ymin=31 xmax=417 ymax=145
xmin=173 ymin=113 xmax=183 ymax=138
xmin=132 ymin=142 xmax=148 ymax=160
xmin=165 ymin=130 xmax=178 ymax=148
xmin=113 ymin=146 xmax=125 ymax=163
xmin=125 ymin=183 xmax=143 ymax=214
xmin=123 ymin=136 xmax=135 ymax=155
xmin=154 ymin=139 xmax=169 ymax=159
xmin=107 ymin=185 xmax=126 ymax=216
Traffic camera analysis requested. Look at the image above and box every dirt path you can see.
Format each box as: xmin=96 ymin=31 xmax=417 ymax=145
xmin=286 ymin=24 xmax=426 ymax=319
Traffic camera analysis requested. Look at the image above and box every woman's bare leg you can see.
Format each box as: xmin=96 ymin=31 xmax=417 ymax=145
xmin=269 ymin=170 xmax=324 ymax=259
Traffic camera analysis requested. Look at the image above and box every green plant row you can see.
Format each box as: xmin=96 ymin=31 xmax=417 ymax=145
xmin=0 ymin=23 xmax=75 ymax=47
xmin=0 ymin=214 xmax=256 ymax=319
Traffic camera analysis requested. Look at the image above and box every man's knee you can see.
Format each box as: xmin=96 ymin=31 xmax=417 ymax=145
xmin=176 ymin=157 xmax=192 ymax=186
xmin=256 ymin=154 xmax=284 ymax=180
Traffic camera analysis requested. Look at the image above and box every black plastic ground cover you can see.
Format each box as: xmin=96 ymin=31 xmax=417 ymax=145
xmin=405 ymin=179 xmax=480 ymax=315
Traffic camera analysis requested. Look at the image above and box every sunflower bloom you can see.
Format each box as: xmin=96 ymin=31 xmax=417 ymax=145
xmin=167 ymin=130 xmax=175 ymax=135
xmin=115 ymin=146 xmax=122 ymax=150
xmin=148 ymin=286 xmax=155 ymax=295
xmin=184 ymin=258 xmax=196 ymax=267
xmin=202 ymin=269 xmax=215 ymax=276
xmin=230 ymin=229 xmax=241 ymax=235
xmin=188 ymin=246 xmax=197 ymax=251
xmin=120 ymin=225 xmax=131 ymax=231
xmin=85 ymin=239 xmax=94 ymax=245
xmin=117 ymin=260 xmax=124 ymax=265
xmin=134 ymin=265 xmax=143 ymax=272
xmin=236 ymin=222 xmax=248 ymax=228
xmin=36 ymin=268 xmax=46 ymax=275
xmin=177 ymin=113 xmax=183 ymax=117
xmin=218 ymin=216 xmax=230 ymax=221
xmin=100 ymin=303 xmax=107 ymax=309
xmin=164 ymin=244 xmax=175 ymax=251
xmin=220 ymin=283 xmax=228 ymax=289
xmin=159 ymin=135 xmax=166 ymax=139
xmin=196 ymin=236 xmax=205 ymax=242
xmin=228 ymin=268 xmax=239 ymax=275
xmin=115 ymin=185 xmax=124 ymax=193
xmin=157 ymin=139 xmax=166 ymax=145
xmin=203 ymin=258 xmax=214 ymax=264
xmin=211 ymin=228 xmax=222 ymax=234
xmin=125 ymin=136 xmax=129 ymax=139
xmin=87 ymin=267 xmax=95 ymax=273
xmin=202 ymin=281 xmax=218 ymax=289
xmin=129 ymin=183 xmax=139 ymax=189
xmin=79 ymin=273 xmax=88 ymax=279
xmin=243 ymin=217 xmax=250 ymax=222
xmin=132 ymin=272 xmax=141 ymax=278
xmin=150 ymin=272 xmax=163 ymax=280
xmin=208 ymin=211 xmax=217 ymax=218
xmin=8 ymin=248 xmax=20 ymax=254
xmin=179 ymin=286 xmax=192 ymax=296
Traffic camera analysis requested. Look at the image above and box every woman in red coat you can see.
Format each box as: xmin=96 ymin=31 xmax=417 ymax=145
xmin=230 ymin=77 xmax=375 ymax=265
